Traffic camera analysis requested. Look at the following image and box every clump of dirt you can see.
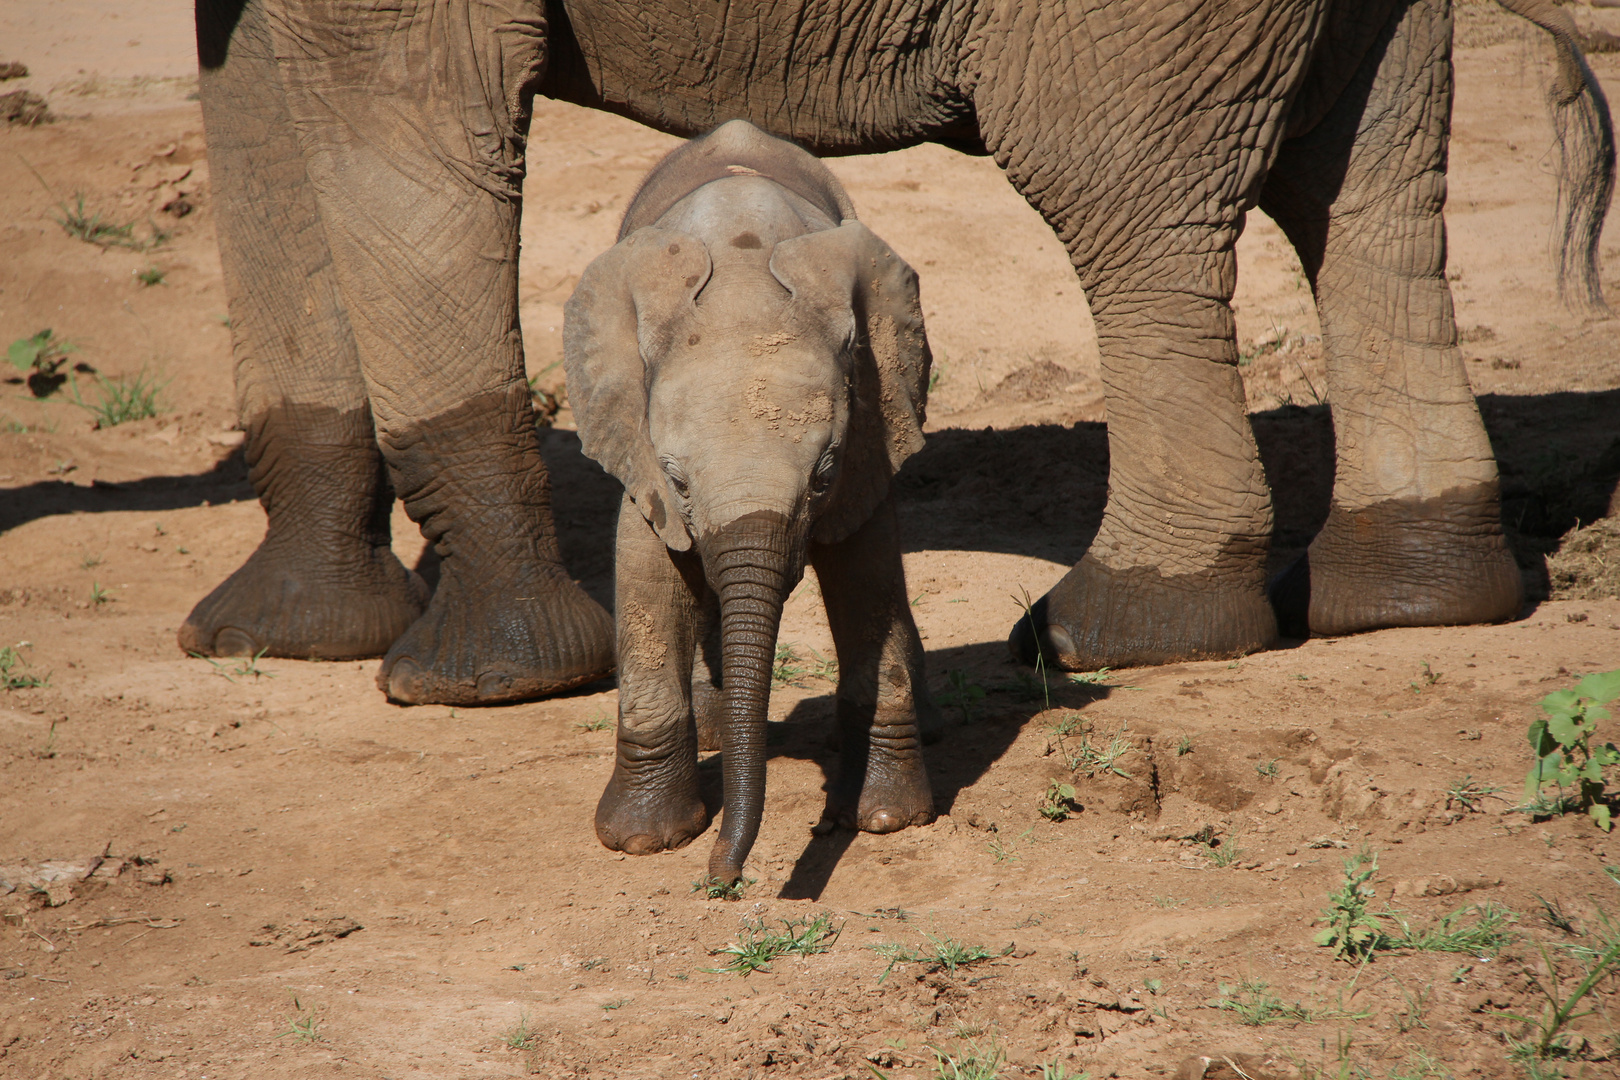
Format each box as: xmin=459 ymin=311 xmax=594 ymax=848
xmin=1548 ymin=515 xmax=1620 ymax=600
xmin=984 ymin=360 xmax=1084 ymax=403
xmin=0 ymin=90 xmax=50 ymax=127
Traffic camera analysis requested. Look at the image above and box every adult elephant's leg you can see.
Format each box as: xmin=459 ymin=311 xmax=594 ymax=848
xmin=1260 ymin=0 xmax=1522 ymax=635
xmin=180 ymin=0 xmax=427 ymax=661
xmin=991 ymin=7 xmax=1321 ymax=670
xmin=269 ymin=0 xmax=614 ymax=702
xmin=596 ymin=496 xmax=710 ymax=855
xmin=811 ymin=498 xmax=936 ymax=834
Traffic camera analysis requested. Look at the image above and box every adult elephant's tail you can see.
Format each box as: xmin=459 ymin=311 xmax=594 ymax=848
xmin=1496 ymin=0 xmax=1615 ymax=312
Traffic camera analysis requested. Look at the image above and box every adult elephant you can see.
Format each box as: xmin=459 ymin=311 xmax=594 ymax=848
xmin=182 ymin=0 xmax=1611 ymax=702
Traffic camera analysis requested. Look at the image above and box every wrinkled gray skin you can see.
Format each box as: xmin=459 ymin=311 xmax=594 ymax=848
xmin=566 ymin=121 xmax=938 ymax=881
xmin=185 ymin=1 xmax=1609 ymax=725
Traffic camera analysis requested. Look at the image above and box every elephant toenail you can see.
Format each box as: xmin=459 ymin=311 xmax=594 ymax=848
xmin=213 ymin=627 xmax=263 ymax=657
xmin=621 ymin=834 xmax=664 ymax=855
xmin=863 ymin=810 xmax=905 ymax=834
xmin=383 ymin=657 xmax=427 ymax=703
xmin=476 ymin=670 xmax=515 ymax=699
xmin=1043 ymin=622 xmax=1075 ymax=662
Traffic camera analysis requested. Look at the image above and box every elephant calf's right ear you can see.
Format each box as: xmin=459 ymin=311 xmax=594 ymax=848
xmin=563 ymin=227 xmax=712 ymax=551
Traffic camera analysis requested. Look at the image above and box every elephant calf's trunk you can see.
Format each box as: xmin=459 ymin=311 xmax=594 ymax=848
xmin=705 ymin=512 xmax=793 ymax=884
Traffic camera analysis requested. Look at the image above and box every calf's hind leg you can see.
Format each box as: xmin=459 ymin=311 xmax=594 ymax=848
xmin=1259 ymin=0 xmax=1522 ymax=635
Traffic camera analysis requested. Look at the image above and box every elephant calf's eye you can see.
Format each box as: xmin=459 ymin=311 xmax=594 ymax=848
xmin=660 ymin=458 xmax=690 ymax=499
xmin=810 ymin=455 xmax=838 ymax=493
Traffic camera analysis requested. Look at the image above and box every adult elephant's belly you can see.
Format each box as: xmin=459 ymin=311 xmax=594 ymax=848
xmin=542 ymin=0 xmax=977 ymax=154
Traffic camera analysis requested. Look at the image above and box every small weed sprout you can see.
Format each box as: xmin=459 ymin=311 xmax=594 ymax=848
xmin=1409 ymin=661 xmax=1442 ymax=694
xmin=1445 ymin=774 xmax=1504 ymax=813
xmin=1383 ymin=903 xmax=1516 ymax=956
xmin=1039 ymin=1063 xmax=1091 ymax=1080
xmin=1176 ymin=733 xmax=1194 ymax=756
xmin=691 ymin=875 xmax=753 ymax=901
xmin=277 ymin=993 xmax=320 ymax=1042
xmin=0 ymin=646 xmax=48 ymax=690
xmin=135 ymin=266 xmax=165 ymax=286
xmin=1038 ymin=780 xmax=1077 ymax=822
xmin=772 ymin=641 xmax=804 ymax=686
xmin=73 ymin=368 xmax=164 ymax=428
xmin=946 ymin=669 xmax=987 ymax=724
xmin=7 ymin=329 xmax=76 ymax=396
xmin=1199 ymin=832 xmax=1244 ymax=868
xmin=1067 ymin=667 xmax=1113 ymax=686
xmin=574 ymin=710 xmax=612 ymax=732
xmin=1012 ymin=587 xmax=1052 ymax=711
xmin=1520 ymin=668 xmax=1620 ymax=830
xmin=985 ymin=836 xmax=1020 ymax=863
xmin=1498 ymin=927 xmax=1620 ymax=1064
xmin=874 ymin=934 xmax=1010 ymax=985
xmin=601 ymin=997 xmax=628 ymax=1011
xmin=1314 ymin=848 xmax=1384 ymax=962
xmin=1215 ymin=979 xmax=1313 ymax=1026
xmin=706 ymin=912 xmax=840 ymax=975
xmin=1256 ymin=758 xmax=1280 ymax=781
xmin=503 ymin=1011 xmax=537 ymax=1050
xmin=928 ymin=1039 xmax=1005 ymax=1080
xmin=55 ymin=194 xmax=170 ymax=251
xmin=89 ymin=582 xmax=111 ymax=606
xmin=1056 ymin=722 xmax=1133 ymax=780
xmin=230 ymin=647 xmax=275 ymax=681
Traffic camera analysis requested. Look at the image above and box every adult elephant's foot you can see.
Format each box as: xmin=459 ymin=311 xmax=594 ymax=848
xmin=378 ymin=559 xmax=614 ymax=704
xmin=377 ymin=386 xmax=616 ymax=705
xmin=1009 ymin=554 xmax=1277 ymax=670
xmin=179 ymin=539 xmax=428 ymax=660
xmin=178 ymin=403 xmax=427 ymax=661
xmin=595 ymin=763 xmax=710 ymax=855
xmin=1306 ymin=485 xmax=1523 ymax=636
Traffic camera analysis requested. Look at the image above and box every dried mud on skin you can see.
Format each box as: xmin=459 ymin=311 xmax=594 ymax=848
xmin=5 ymin=5 xmax=1620 ymax=1079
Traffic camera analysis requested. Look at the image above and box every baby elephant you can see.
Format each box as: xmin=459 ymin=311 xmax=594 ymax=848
xmin=565 ymin=120 xmax=939 ymax=884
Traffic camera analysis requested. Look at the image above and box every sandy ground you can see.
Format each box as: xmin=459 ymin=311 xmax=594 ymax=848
xmin=3 ymin=3 xmax=1620 ymax=1078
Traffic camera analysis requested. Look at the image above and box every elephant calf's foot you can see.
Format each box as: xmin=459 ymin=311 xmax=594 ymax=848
xmin=596 ymin=770 xmax=710 ymax=855
xmin=1306 ymin=486 xmax=1524 ymax=636
xmin=1009 ymin=554 xmax=1277 ymax=671
xmin=379 ymin=559 xmax=614 ymax=705
xmin=179 ymin=540 xmax=428 ymax=660
xmin=823 ymin=737 xmax=935 ymax=835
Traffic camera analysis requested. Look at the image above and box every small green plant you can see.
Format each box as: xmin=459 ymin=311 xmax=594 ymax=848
xmin=1445 ymin=774 xmax=1503 ymax=813
xmin=928 ymin=1040 xmax=1005 ymax=1080
xmin=601 ymin=997 xmax=628 ymax=1011
xmin=230 ymin=647 xmax=275 ymax=681
xmin=946 ymin=669 xmax=987 ymax=724
xmin=1038 ymin=780 xmax=1077 ymax=822
xmin=1256 ymin=758 xmax=1280 ymax=781
xmin=1067 ymin=667 xmax=1114 ymax=686
xmin=1045 ymin=714 xmax=1084 ymax=738
xmin=89 ymin=582 xmax=111 ymax=606
xmin=1012 ymin=587 xmax=1051 ymax=710
xmin=1409 ymin=661 xmax=1442 ymax=694
xmin=7 ymin=329 xmax=76 ymax=396
xmin=277 ymin=992 xmax=320 ymax=1042
xmin=574 ymin=710 xmax=612 ymax=732
xmin=1176 ymin=733 xmax=1194 ymax=756
xmin=0 ymin=646 xmax=48 ymax=690
xmin=1038 ymin=1063 xmax=1090 ymax=1080
xmin=773 ymin=641 xmax=804 ymax=686
xmin=1521 ymin=669 xmax=1620 ymax=830
xmin=985 ymin=836 xmax=1020 ymax=863
xmin=873 ymin=934 xmax=1010 ymax=984
xmin=1314 ymin=848 xmax=1384 ymax=962
xmin=135 ymin=266 xmax=165 ymax=286
xmin=503 ymin=1011 xmax=537 ymax=1050
xmin=1499 ymin=931 xmax=1620 ymax=1064
xmin=691 ymin=875 xmax=753 ymax=901
xmin=1058 ymin=723 xmax=1133 ymax=780
xmin=73 ymin=368 xmax=164 ymax=427
xmin=1199 ymin=833 xmax=1245 ymax=869
xmin=705 ymin=912 xmax=840 ymax=975
xmin=55 ymin=194 xmax=170 ymax=251
xmin=1383 ymin=903 xmax=1515 ymax=956
xmin=1152 ymin=895 xmax=1185 ymax=909
xmin=1215 ymin=979 xmax=1314 ymax=1026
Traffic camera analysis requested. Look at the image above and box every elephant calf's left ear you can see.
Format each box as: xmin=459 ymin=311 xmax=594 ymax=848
xmin=769 ymin=221 xmax=932 ymax=543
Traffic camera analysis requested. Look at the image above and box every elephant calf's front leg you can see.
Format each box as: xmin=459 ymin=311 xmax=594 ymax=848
xmin=596 ymin=497 xmax=711 ymax=855
xmin=812 ymin=498 xmax=937 ymax=835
